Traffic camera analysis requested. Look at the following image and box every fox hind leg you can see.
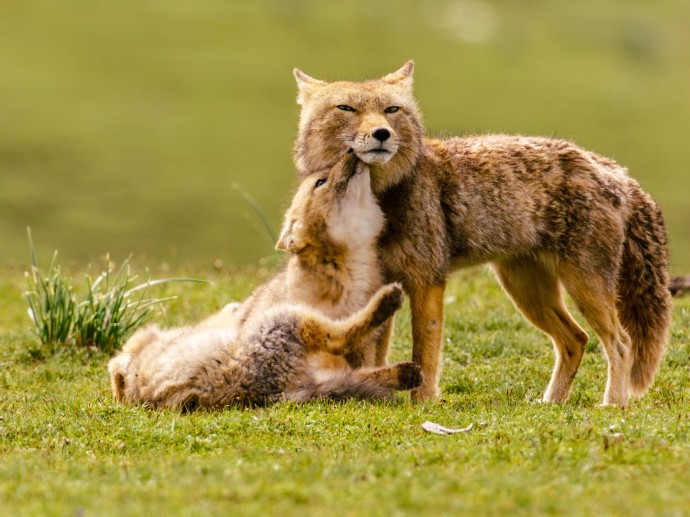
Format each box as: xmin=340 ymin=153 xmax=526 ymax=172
xmin=286 ymin=361 xmax=422 ymax=403
xmin=560 ymin=264 xmax=632 ymax=406
xmin=493 ymin=256 xmax=589 ymax=403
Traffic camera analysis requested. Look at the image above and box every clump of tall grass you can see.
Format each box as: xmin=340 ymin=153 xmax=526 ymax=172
xmin=24 ymin=229 xmax=205 ymax=352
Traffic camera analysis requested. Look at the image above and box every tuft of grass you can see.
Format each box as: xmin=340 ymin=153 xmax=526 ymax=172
xmin=24 ymin=229 xmax=206 ymax=352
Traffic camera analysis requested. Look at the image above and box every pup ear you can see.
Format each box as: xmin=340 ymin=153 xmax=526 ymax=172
xmin=276 ymin=219 xmax=301 ymax=252
xmin=382 ymin=60 xmax=414 ymax=88
xmin=275 ymin=226 xmax=291 ymax=252
xmin=108 ymin=355 xmax=131 ymax=402
xmin=294 ymin=68 xmax=325 ymax=105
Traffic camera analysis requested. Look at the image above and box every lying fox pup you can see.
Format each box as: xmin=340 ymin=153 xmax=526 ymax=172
xmin=108 ymin=154 xmax=421 ymax=410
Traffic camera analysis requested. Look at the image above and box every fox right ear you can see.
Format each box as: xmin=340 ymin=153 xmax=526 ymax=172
xmin=294 ymin=68 xmax=323 ymax=87
xmin=294 ymin=68 xmax=325 ymax=105
xmin=382 ymin=60 xmax=414 ymax=89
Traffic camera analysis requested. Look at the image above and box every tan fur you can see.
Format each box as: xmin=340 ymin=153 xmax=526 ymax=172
xmin=292 ymin=61 xmax=672 ymax=406
xmin=232 ymin=152 xmax=388 ymax=367
xmin=108 ymin=155 xmax=421 ymax=410
xmin=109 ymin=283 xmax=420 ymax=409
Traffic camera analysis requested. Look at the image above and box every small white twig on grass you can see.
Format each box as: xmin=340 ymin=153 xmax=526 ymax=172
xmin=422 ymin=421 xmax=474 ymax=435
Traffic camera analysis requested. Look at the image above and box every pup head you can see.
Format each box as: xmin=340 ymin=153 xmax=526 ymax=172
xmin=293 ymin=61 xmax=424 ymax=193
xmin=276 ymin=152 xmax=384 ymax=254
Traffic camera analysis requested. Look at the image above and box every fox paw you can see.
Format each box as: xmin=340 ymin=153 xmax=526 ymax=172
xmin=397 ymin=362 xmax=423 ymax=390
xmin=372 ymin=283 xmax=404 ymax=326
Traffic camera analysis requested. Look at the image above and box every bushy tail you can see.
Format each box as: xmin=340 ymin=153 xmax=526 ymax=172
xmin=286 ymin=362 xmax=422 ymax=403
xmin=669 ymin=275 xmax=690 ymax=297
xmin=617 ymin=189 xmax=672 ymax=395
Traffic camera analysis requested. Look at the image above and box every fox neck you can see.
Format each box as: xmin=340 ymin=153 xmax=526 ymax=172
xmin=288 ymin=241 xmax=381 ymax=318
xmin=368 ymin=157 xmax=415 ymax=194
xmin=294 ymin=151 xmax=418 ymax=195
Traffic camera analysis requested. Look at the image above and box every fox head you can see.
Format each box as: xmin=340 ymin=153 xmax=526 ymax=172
xmin=276 ymin=152 xmax=384 ymax=255
xmin=293 ymin=61 xmax=424 ymax=193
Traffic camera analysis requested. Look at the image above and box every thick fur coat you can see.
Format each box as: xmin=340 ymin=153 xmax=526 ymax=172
xmin=292 ymin=61 xmax=672 ymax=406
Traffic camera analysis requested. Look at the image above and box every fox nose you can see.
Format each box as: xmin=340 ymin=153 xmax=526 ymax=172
xmin=372 ymin=128 xmax=390 ymax=142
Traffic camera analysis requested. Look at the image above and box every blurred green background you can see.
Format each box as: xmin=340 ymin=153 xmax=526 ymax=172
xmin=1 ymin=0 xmax=689 ymax=271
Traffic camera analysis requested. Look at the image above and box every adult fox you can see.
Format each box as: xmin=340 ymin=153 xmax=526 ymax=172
xmin=292 ymin=61 xmax=671 ymax=406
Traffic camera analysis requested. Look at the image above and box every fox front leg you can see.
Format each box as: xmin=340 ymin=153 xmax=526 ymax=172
xmin=409 ymin=282 xmax=446 ymax=402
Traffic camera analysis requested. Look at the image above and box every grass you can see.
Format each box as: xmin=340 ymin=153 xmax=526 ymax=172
xmin=1 ymin=265 xmax=689 ymax=516
xmin=3 ymin=3 xmax=689 ymax=512
xmin=24 ymin=232 xmax=207 ymax=352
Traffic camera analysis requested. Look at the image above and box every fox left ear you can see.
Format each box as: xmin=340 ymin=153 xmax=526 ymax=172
xmin=382 ymin=60 xmax=414 ymax=88
xmin=294 ymin=68 xmax=326 ymax=105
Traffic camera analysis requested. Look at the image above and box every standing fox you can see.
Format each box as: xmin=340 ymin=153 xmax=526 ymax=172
xmin=292 ymin=61 xmax=672 ymax=406
xmin=108 ymin=154 xmax=421 ymax=410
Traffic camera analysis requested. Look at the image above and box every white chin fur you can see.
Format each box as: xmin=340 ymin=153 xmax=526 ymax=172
xmin=327 ymin=170 xmax=384 ymax=246
xmin=356 ymin=150 xmax=395 ymax=165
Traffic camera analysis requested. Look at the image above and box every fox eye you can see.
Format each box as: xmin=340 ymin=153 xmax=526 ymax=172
xmin=336 ymin=105 xmax=356 ymax=112
xmin=384 ymin=106 xmax=400 ymax=113
xmin=314 ymin=178 xmax=327 ymax=189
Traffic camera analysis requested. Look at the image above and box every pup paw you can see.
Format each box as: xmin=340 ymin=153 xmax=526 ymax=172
xmin=372 ymin=283 xmax=404 ymax=326
xmin=396 ymin=362 xmax=423 ymax=390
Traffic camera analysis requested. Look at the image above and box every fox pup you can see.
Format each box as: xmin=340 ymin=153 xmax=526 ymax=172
xmin=108 ymin=283 xmax=415 ymax=409
xmin=108 ymin=154 xmax=421 ymax=410
xmin=292 ymin=61 xmax=671 ymax=406
xmin=228 ymin=151 xmax=390 ymax=368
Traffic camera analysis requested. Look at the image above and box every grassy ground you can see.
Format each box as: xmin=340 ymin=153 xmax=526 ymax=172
xmin=1 ymin=265 xmax=689 ymax=516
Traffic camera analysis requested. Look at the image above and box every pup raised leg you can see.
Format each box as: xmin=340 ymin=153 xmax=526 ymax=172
xmin=297 ymin=283 xmax=404 ymax=361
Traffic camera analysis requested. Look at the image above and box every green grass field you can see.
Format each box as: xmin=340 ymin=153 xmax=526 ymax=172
xmin=2 ymin=266 xmax=689 ymax=516
xmin=1 ymin=0 xmax=690 ymax=271
xmin=2 ymin=2 xmax=690 ymax=514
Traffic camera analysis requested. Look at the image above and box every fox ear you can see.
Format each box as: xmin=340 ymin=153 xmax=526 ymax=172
xmin=294 ymin=68 xmax=325 ymax=105
xmin=275 ymin=226 xmax=291 ymax=252
xmin=382 ymin=60 xmax=414 ymax=88
xmin=294 ymin=68 xmax=323 ymax=87
xmin=276 ymin=220 xmax=301 ymax=252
